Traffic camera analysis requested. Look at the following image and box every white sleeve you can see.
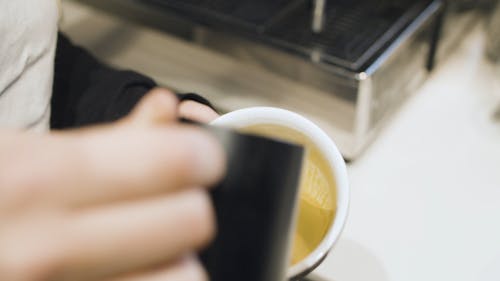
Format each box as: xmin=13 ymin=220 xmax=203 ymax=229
xmin=0 ymin=0 xmax=59 ymax=131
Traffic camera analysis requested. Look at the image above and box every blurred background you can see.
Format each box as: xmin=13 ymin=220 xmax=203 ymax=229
xmin=60 ymin=0 xmax=500 ymax=280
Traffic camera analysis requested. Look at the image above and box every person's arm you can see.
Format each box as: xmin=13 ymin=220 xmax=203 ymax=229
xmin=51 ymin=33 xmax=217 ymax=129
xmin=0 ymin=91 xmax=226 ymax=281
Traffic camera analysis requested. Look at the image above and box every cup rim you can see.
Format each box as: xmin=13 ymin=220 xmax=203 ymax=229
xmin=211 ymin=107 xmax=350 ymax=279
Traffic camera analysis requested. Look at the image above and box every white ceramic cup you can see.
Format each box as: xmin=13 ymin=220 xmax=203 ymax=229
xmin=211 ymin=107 xmax=349 ymax=280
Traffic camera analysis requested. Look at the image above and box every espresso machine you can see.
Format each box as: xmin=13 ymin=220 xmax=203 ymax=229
xmin=80 ymin=0 xmax=447 ymax=159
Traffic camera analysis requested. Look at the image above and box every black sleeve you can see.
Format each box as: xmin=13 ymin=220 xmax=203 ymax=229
xmin=51 ymin=32 xmax=157 ymax=129
xmin=51 ymin=33 xmax=218 ymax=129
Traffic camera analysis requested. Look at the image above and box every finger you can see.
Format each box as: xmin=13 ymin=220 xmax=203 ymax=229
xmin=178 ymin=101 xmax=219 ymax=123
xmin=125 ymin=88 xmax=178 ymax=126
xmin=2 ymin=125 xmax=225 ymax=209
xmin=56 ymin=190 xmax=214 ymax=280
xmin=107 ymin=255 xmax=207 ymax=281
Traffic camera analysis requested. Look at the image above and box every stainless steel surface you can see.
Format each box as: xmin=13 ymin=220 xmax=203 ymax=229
xmin=70 ymin=0 xmax=443 ymax=159
xmin=312 ymin=0 xmax=326 ymax=33
xmin=175 ymin=1 xmax=443 ymax=159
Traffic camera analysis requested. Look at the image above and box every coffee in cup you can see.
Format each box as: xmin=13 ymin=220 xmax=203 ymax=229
xmin=212 ymin=107 xmax=349 ymax=280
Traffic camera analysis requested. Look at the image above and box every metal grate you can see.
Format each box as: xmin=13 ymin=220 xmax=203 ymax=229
xmin=141 ymin=0 xmax=434 ymax=70
xmin=264 ymin=0 xmax=433 ymax=70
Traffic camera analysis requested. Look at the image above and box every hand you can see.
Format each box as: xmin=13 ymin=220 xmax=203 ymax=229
xmin=0 ymin=90 xmax=226 ymax=281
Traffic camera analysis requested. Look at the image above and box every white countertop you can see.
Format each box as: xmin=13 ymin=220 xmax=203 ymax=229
xmin=314 ymin=28 xmax=500 ymax=281
xmin=62 ymin=2 xmax=500 ymax=280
